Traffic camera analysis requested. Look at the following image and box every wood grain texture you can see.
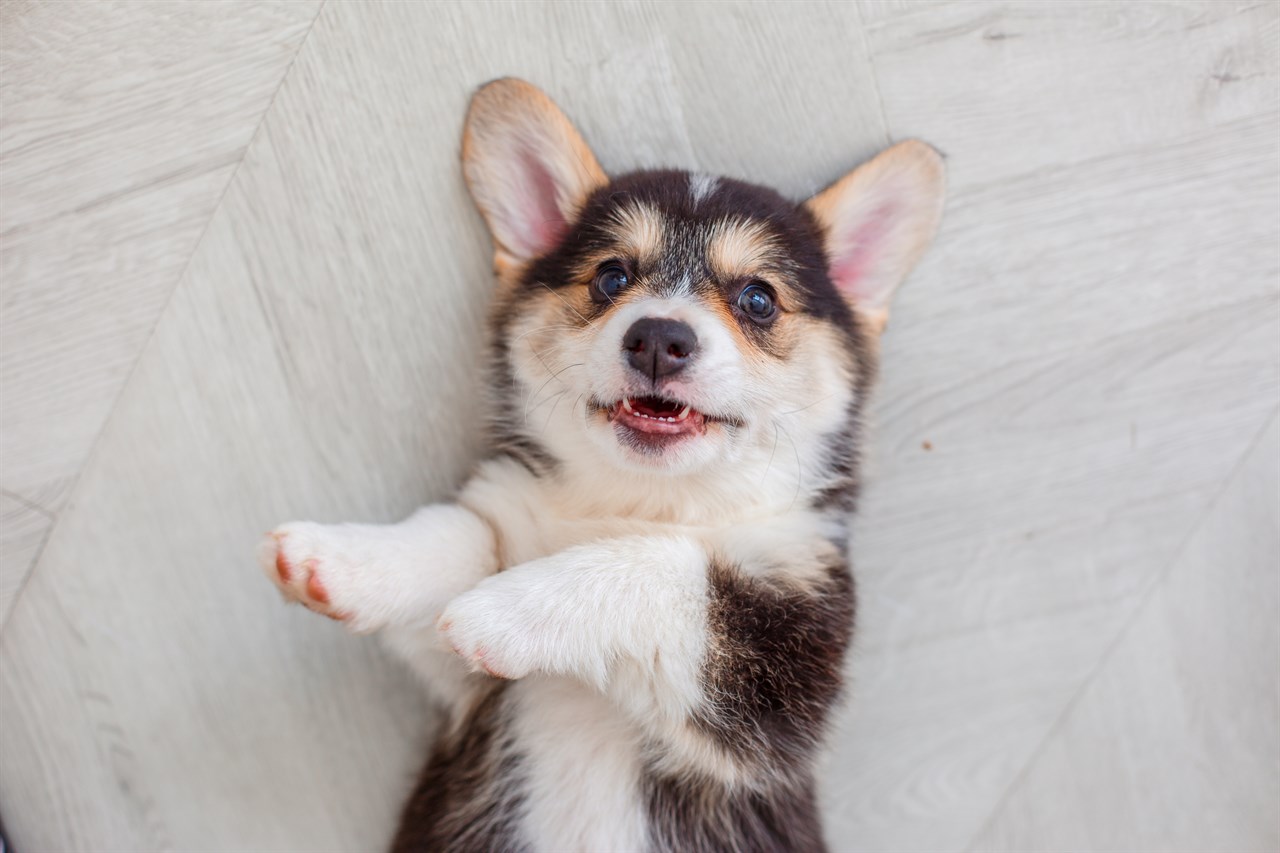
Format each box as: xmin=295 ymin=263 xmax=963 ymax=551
xmin=821 ymin=112 xmax=1280 ymax=851
xmin=863 ymin=0 xmax=1279 ymax=190
xmin=0 ymin=1 xmax=1277 ymax=851
xmin=0 ymin=490 xmax=50 ymax=623
xmin=971 ymin=412 xmax=1280 ymax=852
xmin=0 ymin=0 xmax=319 ymax=521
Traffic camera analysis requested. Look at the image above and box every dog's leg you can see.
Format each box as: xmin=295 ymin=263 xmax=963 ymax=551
xmin=437 ymin=532 xmax=852 ymax=778
xmin=259 ymin=504 xmax=499 ymax=697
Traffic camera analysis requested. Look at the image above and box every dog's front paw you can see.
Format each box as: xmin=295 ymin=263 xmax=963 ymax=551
xmin=437 ymin=586 xmax=542 ymax=681
xmin=258 ymin=523 xmax=385 ymax=633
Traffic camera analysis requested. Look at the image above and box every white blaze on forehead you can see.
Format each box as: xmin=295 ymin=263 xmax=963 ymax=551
xmin=688 ymin=173 xmax=719 ymax=205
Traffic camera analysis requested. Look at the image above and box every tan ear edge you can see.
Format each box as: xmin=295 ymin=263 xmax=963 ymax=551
xmin=460 ymin=78 xmax=607 ymax=268
xmin=803 ymin=138 xmax=947 ymax=332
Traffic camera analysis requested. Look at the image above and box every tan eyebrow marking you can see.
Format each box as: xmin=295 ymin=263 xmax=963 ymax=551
xmin=603 ymin=202 xmax=666 ymax=263
xmin=707 ymin=218 xmax=782 ymax=280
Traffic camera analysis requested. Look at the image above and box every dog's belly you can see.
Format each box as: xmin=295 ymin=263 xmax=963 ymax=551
xmin=511 ymin=677 xmax=648 ymax=851
xmin=393 ymin=679 xmax=647 ymax=852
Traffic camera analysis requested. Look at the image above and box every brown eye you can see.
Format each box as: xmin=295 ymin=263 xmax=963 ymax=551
xmin=737 ymin=282 xmax=776 ymax=322
xmin=592 ymin=264 xmax=629 ymax=303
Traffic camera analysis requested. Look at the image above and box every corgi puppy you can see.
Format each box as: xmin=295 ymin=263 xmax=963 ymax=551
xmin=260 ymin=78 xmax=945 ymax=852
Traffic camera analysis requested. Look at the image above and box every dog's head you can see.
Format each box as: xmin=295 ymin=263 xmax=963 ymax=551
xmin=462 ymin=79 xmax=944 ymax=511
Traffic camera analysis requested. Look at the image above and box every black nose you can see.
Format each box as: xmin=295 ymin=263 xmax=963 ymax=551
xmin=622 ymin=318 xmax=698 ymax=381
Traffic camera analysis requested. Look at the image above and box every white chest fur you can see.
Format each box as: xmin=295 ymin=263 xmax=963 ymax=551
xmin=512 ymin=678 xmax=649 ymax=852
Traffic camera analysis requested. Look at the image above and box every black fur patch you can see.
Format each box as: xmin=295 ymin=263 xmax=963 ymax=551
xmin=391 ymin=686 xmax=528 ymax=853
xmin=645 ymin=771 xmax=827 ymax=853
xmin=641 ymin=555 xmax=853 ymax=852
xmin=697 ymin=557 xmax=855 ymax=770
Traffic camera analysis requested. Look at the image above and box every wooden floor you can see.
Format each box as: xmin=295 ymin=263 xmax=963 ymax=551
xmin=1 ymin=1 xmax=1276 ymax=850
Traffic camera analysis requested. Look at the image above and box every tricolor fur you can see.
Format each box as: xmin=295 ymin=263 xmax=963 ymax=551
xmin=260 ymin=78 xmax=945 ymax=851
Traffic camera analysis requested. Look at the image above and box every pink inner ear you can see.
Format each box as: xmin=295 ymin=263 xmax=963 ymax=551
xmin=828 ymin=202 xmax=894 ymax=307
xmin=513 ymin=147 xmax=569 ymax=257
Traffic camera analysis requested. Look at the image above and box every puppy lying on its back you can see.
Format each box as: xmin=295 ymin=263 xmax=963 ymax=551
xmin=261 ymin=78 xmax=945 ymax=852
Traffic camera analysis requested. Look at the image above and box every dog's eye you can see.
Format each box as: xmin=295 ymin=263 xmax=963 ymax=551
xmin=592 ymin=264 xmax=629 ymax=303
xmin=737 ymin=282 xmax=776 ymax=322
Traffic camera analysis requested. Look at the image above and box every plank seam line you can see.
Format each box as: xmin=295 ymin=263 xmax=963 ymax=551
xmin=0 ymin=0 xmax=329 ymax=644
xmin=854 ymin=2 xmax=894 ymax=149
xmin=0 ymin=488 xmax=54 ymax=519
xmin=962 ymin=401 xmax=1280 ymax=852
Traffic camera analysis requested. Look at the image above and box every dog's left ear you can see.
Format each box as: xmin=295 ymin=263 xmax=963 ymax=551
xmin=804 ymin=140 xmax=946 ymax=334
xmin=462 ymin=78 xmax=607 ymax=275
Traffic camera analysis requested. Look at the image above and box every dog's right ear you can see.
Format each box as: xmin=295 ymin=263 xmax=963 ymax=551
xmin=462 ymin=78 xmax=607 ymax=274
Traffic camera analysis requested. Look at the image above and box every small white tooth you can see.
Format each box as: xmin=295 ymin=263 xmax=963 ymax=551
xmin=622 ymin=398 xmax=634 ymax=413
xmin=677 ymin=405 xmax=691 ymax=421
xmin=664 ymin=417 xmax=674 ymax=422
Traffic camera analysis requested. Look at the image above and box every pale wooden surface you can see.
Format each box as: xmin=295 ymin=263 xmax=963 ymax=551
xmin=972 ymin=413 xmax=1280 ymax=852
xmin=0 ymin=2 xmax=1277 ymax=851
xmin=0 ymin=0 xmax=320 ymax=615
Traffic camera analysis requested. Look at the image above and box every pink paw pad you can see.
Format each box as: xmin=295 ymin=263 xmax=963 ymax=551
xmin=303 ymin=563 xmax=328 ymax=604
xmin=275 ymin=552 xmax=291 ymax=583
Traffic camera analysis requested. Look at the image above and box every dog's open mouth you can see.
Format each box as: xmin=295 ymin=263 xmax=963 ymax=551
xmin=606 ymin=395 xmax=707 ymax=440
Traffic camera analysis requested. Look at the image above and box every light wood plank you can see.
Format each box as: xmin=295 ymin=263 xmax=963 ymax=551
xmin=0 ymin=0 xmax=319 ymax=514
xmin=0 ymin=490 xmax=50 ymax=622
xmin=819 ymin=113 xmax=1279 ymax=850
xmin=642 ymin=0 xmax=889 ymax=197
xmin=971 ymin=413 xmax=1280 ymax=852
xmin=864 ymin=0 xmax=1279 ymax=189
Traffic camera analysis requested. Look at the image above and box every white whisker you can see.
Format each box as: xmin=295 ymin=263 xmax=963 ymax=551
xmin=778 ymin=394 xmax=836 ymax=417
xmin=526 ymin=343 xmax=557 ymax=378
xmin=537 ymin=281 xmax=595 ymax=327
xmin=511 ymin=324 xmax=582 ymax=347
xmin=524 ymin=362 xmax=583 ymax=424
xmin=773 ymin=418 xmax=804 ymax=511
xmin=541 ymin=389 xmax=570 ymax=435
xmin=761 ymin=422 xmax=780 ymax=485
